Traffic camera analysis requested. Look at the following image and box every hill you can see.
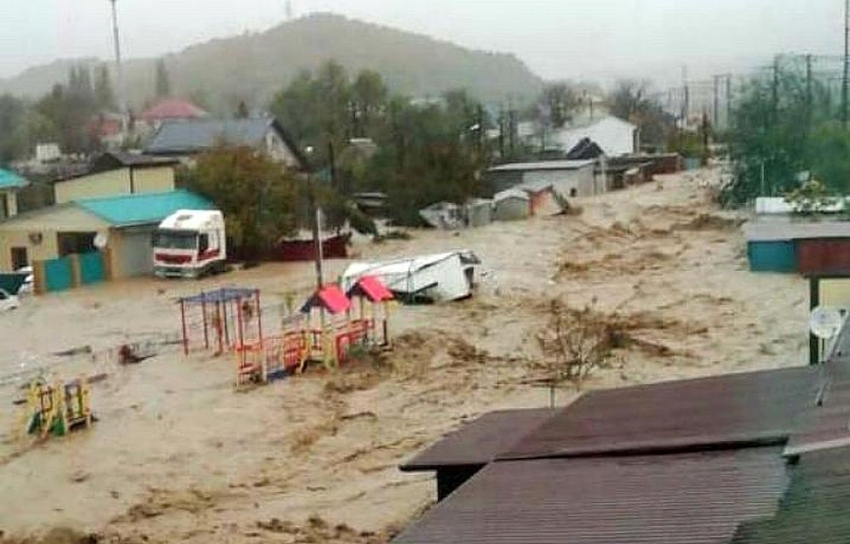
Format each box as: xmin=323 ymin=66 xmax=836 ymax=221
xmin=0 ymin=14 xmax=543 ymax=112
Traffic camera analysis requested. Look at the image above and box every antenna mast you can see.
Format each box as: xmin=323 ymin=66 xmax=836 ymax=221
xmin=109 ymin=0 xmax=128 ymax=135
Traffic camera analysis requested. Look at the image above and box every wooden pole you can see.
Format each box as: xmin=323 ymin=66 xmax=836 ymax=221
xmin=236 ymin=295 xmax=245 ymax=347
xmin=216 ymin=301 xmax=224 ymax=354
xmin=256 ymin=290 xmax=263 ymax=345
xmin=180 ymin=299 xmax=188 ymax=355
xmin=202 ymin=297 xmax=209 ymax=350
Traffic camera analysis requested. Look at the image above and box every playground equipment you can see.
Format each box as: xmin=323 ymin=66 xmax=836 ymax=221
xmin=179 ymin=287 xmax=262 ymax=356
xmin=300 ymin=284 xmax=353 ymax=369
xmin=346 ymin=276 xmax=394 ymax=349
xmin=25 ymin=376 xmax=92 ymax=438
xmin=234 ymin=314 xmax=309 ymax=389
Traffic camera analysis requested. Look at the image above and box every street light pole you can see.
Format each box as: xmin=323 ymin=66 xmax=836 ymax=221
xmin=305 ymin=147 xmax=324 ymax=289
xmin=109 ymin=0 xmax=128 ymax=135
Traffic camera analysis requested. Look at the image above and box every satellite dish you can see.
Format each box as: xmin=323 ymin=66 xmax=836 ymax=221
xmin=94 ymin=232 xmax=109 ymax=250
xmin=810 ymin=307 xmax=844 ymax=339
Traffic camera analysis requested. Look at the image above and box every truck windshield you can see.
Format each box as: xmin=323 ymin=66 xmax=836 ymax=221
xmin=152 ymin=230 xmax=197 ymax=250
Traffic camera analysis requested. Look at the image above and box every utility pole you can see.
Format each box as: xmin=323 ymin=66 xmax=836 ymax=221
xmin=109 ymin=0 xmax=128 ymax=135
xmin=725 ymin=75 xmax=732 ymax=130
xmin=681 ymin=65 xmax=690 ymax=127
xmin=844 ymin=0 xmax=849 ymax=127
xmin=713 ymin=75 xmax=721 ymax=129
xmin=772 ymin=56 xmax=780 ymax=125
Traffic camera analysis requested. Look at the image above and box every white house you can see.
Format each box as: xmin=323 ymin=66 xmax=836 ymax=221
xmin=553 ymin=116 xmax=639 ymax=157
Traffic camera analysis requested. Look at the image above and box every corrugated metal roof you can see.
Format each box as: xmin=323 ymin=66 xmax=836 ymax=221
xmin=0 ymin=168 xmax=29 ymax=190
xmin=393 ymin=448 xmax=789 ymax=544
xmin=401 ymin=408 xmax=556 ymax=471
xmin=501 ymin=366 xmax=825 ymax=461
xmin=75 ymin=190 xmax=214 ymax=228
xmin=146 ymin=118 xmax=272 ymax=154
xmin=732 ymin=446 xmax=850 ymax=544
xmin=743 ymin=220 xmax=850 ymax=242
xmin=488 ymin=159 xmax=595 ymax=173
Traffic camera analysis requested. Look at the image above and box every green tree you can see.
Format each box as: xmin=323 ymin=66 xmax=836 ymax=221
xmin=0 ymin=94 xmax=29 ymax=164
xmin=183 ymin=146 xmax=299 ymax=258
xmin=155 ymin=59 xmax=172 ymax=99
xmin=352 ymin=69 xmax=387 ymax=137
xmin=723 ymin=61 xmax=835 ymax=205
xmin=94 ymin=65 xmax=116 ymax=110
xmin=608 ymin=79 xmax=671 ymax=148
xmin=539 ymin=82 xmax=579 ymax=129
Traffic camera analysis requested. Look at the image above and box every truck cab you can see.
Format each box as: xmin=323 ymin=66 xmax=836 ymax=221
xmin=152 ymin=209 xmax=226 ymax=279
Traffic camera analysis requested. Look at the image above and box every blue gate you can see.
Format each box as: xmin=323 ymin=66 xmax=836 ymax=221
xmin=79 ymin=251 xmax=105 ymax=285
xmin=44 ymin=257 xmax=73 ymax=292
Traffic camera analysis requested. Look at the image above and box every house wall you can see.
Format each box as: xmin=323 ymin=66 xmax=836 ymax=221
xmin=55 ymin=166 xmax=175 ymax=204
xmin=747 ymin=240 xmax=797 ymax=273
xmin=819 ymin=279 xmax=850 ymax=307
xmin=798 ymin=239 xmax=850 ymax=276
xmin=55 ymin=170 xmax=132 ymax=204
xmin=493 ymin=197 xmax=530 ymax=221
xmin=522 ymin=164 xmax=596 ymax=198
xmin=0 ymin=206 xmax=109 ymax=271
xmin=132 ymin=167 xmax=176 ymax=194
xmin=555 ymin=118 xmax=637 ymax=157
xmin=266 ymin=131 xmax=300 ymax=168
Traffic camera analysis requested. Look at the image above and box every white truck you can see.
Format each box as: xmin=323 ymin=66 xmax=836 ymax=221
xmin=152 ymin=209 xmax=227 ymax=279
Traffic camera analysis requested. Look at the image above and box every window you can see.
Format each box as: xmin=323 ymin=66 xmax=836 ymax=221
xmin=198 ymin=233 xmax=209 ymax=253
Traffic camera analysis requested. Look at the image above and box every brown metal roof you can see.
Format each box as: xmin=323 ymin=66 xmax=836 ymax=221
xmin=393 ymin=447 xmax=789 ymax=544
xmin=502 ymin=366 xmax=826 ymax=461
xmin=401 ymin=408 xmax=556 ymax=471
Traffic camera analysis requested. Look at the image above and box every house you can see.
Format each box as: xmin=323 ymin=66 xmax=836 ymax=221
xmin=393 ymin=359 xmax=850 ymax=543
xmin=136 ymin=98 xmax=208 ymax=134
xmin=0 ymin=190 xmax=213 ymax=284
xmin=552 ymin=116 xmax=640 ymax=157
xmin=487 ymin=159 xmax=598 ymax=198
xmin=744 ymin=221 xmax=850 ymax=274
xmin=54 ymin=151 xmax=179 ymax=205
xmin=87 ymin=112 xmax=125 ymax=149
xmin=0 ymin=168 xmax=28 ymax=221
xmin=145 ymin=117 xmax=307 ymax=170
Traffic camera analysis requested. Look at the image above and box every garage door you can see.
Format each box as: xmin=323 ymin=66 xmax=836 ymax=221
xmin=119 ymin=228 xmax=155 ymax=278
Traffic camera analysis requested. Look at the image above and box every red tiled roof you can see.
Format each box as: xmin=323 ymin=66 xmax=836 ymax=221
xmin=301 ymin=285 xmax=351 ymax=315
xmin=350 ymin=276 xmax=394 ymax=302
xmin=139 ymin=99 xmax=208 ymax=122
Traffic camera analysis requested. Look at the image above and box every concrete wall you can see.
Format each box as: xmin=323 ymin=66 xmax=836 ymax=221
xmin=55 ymin=166 xmax=175 ymax=203
xmin=522 ymin=164 xmax=597 ymax=197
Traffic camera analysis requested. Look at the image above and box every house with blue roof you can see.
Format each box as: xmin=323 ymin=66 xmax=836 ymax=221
xmin=0 ymin=189 xmax=214 ymax=281
xmin=0 ymin=168 xmax=29 ymax=221
xmin=145 ymin=117 xmax=307 ymax=170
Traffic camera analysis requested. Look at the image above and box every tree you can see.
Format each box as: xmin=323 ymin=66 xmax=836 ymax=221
xmin=236 ymin=101 xmax=250 ymax=119
xmin=0 ymin=94 xmax=29 ymax=164
xmin=351 ymin=70 xmax=387 ymax=137
xmin=723 ymin=60 xmax=838 ymax=205
xmin=94 ymin=65 xmax=116 ymax=110
xmin=155 ymin=59 xmax=171 ymax=99
xmin=183 ymin=146 xmax=299 ymax=258
xmin=538 ymin=83 xmax=579 ymax=129
xmin=608 ymin=79 xmax=672 ymax=148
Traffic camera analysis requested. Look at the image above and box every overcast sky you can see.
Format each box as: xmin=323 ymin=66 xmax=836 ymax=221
xmin=0 ymin=0 xmax=845 ymax=84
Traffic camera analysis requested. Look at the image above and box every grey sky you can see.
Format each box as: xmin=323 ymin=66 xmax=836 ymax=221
xmin=0 ymin=0 xmax=844 ymax=83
